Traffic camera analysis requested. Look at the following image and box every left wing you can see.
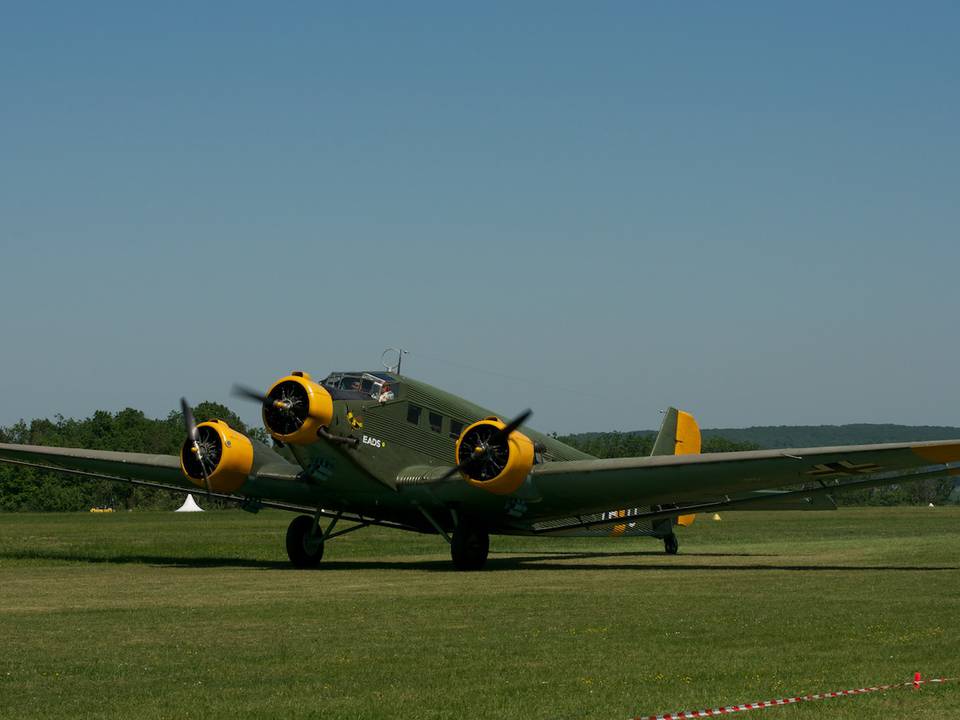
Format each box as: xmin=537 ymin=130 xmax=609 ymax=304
xmin=0 ymin=443 xmax=187 ymax=485
xmin=0 ymin=442 xmax=302 ymax=503
xmin=522 ymin=439 xmax=960 ymax=523
xmin=0 ymin=442 xmax=426 ymax=528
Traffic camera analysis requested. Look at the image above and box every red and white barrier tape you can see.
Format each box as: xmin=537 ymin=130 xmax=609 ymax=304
xmin=635 ymin=676 xmax=953 ymax=720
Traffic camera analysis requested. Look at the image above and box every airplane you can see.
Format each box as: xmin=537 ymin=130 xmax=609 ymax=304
xmin=1 ymin=366 xmax=958 ymax=570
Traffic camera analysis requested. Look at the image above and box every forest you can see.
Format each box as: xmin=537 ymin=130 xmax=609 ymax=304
xmin=0 ymin=404 xmax=266 ymax=511
xmin=0 ymin=407 xmax=956 ymax=510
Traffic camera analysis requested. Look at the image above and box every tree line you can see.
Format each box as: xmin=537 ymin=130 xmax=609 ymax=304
xmin=0 ymin=404 xmax=267 ymax=511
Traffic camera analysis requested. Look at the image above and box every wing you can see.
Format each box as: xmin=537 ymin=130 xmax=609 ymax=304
xmin=521 ymin=439 xmax=960 ymax=527
xmin=0 ymin=442 xmax=303 ymax=505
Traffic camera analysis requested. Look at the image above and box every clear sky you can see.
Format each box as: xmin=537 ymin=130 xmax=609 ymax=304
xmin=1 ymin=2 xmax=958 ymax=435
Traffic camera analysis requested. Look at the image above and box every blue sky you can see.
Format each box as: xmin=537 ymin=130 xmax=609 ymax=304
xmin=1 ymin=3 xmax=958 ymax=434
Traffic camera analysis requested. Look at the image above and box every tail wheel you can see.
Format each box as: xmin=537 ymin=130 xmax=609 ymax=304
xmin=451 ymin=519 xmax=489 ymax=571
xmin=286 ymin=515 xmax=324 ymax=568
xmin=663 ymin=533 xmax=679 ymax=555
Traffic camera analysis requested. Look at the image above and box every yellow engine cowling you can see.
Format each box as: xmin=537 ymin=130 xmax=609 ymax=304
xmin=179 ymin=419 xmax=254 ymax=493
xmin=261 ymin=371 xmax=334 ymax=445
xmin=454 ymin=417 xmax=535 ymax=495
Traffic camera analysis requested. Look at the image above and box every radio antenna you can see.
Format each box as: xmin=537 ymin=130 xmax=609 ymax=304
xmin=381 ymin=347 xmax=407 ymax=375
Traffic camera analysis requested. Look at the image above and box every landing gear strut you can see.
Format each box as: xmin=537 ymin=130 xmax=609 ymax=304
xmin=286 ymin=515 xmax=324 ymax=568
xmin=663 ymin=532 xmax=679 ymax=555
xmin=451 ymin=519 xmax=489 ymax=571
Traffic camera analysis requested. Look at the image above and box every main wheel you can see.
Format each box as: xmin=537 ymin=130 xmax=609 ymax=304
xmin=286 ymin=515 xmax=324 ymax=568
xmin=663 ymin=532 xmax=679 ymax=555
xmin=451 ymin=520 xmax=489 ymax=571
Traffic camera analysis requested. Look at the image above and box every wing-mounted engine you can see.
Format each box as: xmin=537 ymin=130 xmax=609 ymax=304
xmin=454 ymin=417 xmax=535 ymax=495
xmin=261 ymin=371 xmax=334 ymax=445
xmin=179 ymin=419 xmax=254 ymax=493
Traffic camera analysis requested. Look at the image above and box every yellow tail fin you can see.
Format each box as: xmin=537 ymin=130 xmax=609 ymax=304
xmin=653 ymin=407 xmax=701 ymax=527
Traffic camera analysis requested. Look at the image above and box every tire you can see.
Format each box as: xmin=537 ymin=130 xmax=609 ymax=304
xmin=286 ymin=515 xmax=324 ymax=568
xmin=663 ymin=533 xmax=679 ymax=555
xmin=451 ymin=521 xmax=489 ymax=571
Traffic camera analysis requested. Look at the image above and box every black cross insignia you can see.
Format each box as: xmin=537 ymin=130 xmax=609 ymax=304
xmin=805 ymin=460 xmax=882 ymax=477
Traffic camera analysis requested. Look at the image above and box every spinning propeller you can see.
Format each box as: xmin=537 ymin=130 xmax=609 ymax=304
xmin=232 ymin=382 xmax=323 ymax=435
xmin=232 ymin=378 xmax=351 ymax=445
xmin=232 ymin=383 xmax=288 ymax=410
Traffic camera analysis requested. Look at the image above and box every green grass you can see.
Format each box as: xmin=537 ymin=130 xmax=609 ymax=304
xmin=0 ymin=507 xmax=958 ymax=719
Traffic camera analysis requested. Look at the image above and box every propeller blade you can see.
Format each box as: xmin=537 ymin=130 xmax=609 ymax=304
xmin=180 ymin=397 xmax=199 ymax=442
xmin=232 ymin=383 xmax=270 ymax=406
xmin=495 ymin=409 xmax=532 ymax=442
xmin=181 ymin=397 xmax=211 ymax=498
xmin=439 ymin=451 xmax=483 ymax=482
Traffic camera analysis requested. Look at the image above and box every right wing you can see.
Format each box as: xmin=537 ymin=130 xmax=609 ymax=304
xmin=511 ymin=439 xmax=960 ymax=532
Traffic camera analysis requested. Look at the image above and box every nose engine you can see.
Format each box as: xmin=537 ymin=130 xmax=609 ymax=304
xmin=454 ymin=417 xmax=535 ymax=495
xmin=261 ymin=371 xmax=334 ymax=445
xmin=179 ymin=419 xmax=254 ymax=493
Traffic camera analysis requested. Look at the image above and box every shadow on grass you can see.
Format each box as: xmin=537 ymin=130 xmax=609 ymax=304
xmin=3 ymin=548 xmax=957 ymax=573
xmin=0 ymin=551 xmax=291 ymax=570
xmin=482 ymin=559 xmax=960 ymax=573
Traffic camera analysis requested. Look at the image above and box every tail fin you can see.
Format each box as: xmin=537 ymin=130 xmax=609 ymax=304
xmin=651 ymin=407 xmax=701 ymax=457
xmin=652 ymin=407 xmax=701 ymax=527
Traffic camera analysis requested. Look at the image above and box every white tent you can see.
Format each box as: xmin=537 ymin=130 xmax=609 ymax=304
xmin=175 ymin=494 xmax=203 ymax=512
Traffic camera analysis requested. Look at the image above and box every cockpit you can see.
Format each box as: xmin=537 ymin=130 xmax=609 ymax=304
xmin=321 ymin=372 xmax=397 ymax=401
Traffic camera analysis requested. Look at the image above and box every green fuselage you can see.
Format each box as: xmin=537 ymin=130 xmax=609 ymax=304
xmin=242 ymin=373 xmax=591 ymax=534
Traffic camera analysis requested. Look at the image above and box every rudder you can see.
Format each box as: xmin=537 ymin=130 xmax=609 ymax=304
xmin=651 ymin=407 xmax=701 ymax=527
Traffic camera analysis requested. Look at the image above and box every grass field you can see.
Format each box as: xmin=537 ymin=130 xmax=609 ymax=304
xmin=0 ymin=507 xmax=957 ymax=719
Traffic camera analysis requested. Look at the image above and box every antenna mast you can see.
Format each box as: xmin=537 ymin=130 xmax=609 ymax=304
xmin=381 ymin=347 xmax=407 ymax=375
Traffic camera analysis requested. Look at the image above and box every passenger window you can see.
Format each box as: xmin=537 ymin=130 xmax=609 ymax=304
xmin=449 ymin=420 xmax=464 ymax=440
xmin=428 ymin=412 xmax=443 ymax=433
xmin=407 ymin=404 xmax=422 ymax=425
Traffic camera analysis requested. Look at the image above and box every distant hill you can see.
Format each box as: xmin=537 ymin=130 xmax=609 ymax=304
xmin=700 ymin=424 xmax=960 ymax=449
xmin=566 ymin=424 xmax=960 ymax=450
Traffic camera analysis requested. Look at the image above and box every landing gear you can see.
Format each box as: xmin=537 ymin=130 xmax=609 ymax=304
xmin=451 ymin=519 xmax=489 ymax=571
xmin=286 ymin=515 xmax=324 ymax=568
xmin=663 ymin=532 xmax=679 ymax=555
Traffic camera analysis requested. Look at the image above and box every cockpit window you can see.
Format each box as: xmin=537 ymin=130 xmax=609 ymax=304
xmin=339 ymin=376 xmax=362 ymax=392
xmin=322 ymin=372 xmax=398 ymax=401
